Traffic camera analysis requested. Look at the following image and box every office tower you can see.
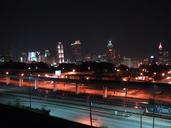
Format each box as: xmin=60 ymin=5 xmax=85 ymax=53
xmin=106 ymin=40 xmax=114 ymax=63
xmin=44 ymin=50 xmax=50 ymax=58
xmin=157 ymin=42 xmax=169 ymax=65
xmin=28 ymin=52 xmax=38 ymax=62
xmin=149 ymin=55 xmax=156 ymax=65
xmin=56 ymin=42 xmax=64 ymax=64
xmin=71 ymin=40 xmax=81 ymax=62
xmin=121 ymin=56 xmax=132 ymax=67
xmin=19 ymin=52 xmax=27 ymax=63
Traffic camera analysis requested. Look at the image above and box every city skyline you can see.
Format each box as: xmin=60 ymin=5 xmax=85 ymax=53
xmin=0 ymin=0 xmax=171 ymax=59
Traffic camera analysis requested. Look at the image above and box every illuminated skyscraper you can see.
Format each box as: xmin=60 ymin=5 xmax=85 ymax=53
xmin=106 ymin=40 xmax=114 ymax=63
xmin=157 ymin=42 xmax=169 ymax=65
xmin=44 ymin=50 xmax=50 ymax=58
xmin=56 ymin=42 xmax=64 ymax=64
xmin=28 ymin=51 xmax=40 ymax=62
xmin=71 ymin=40 xmax=82 ymax=62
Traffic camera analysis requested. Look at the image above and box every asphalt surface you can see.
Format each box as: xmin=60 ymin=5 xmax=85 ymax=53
xmin=0 ymin=86 xmax=171 ymax=128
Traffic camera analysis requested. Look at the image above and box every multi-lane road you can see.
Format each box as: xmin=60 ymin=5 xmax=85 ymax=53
xmin=0 ymin=85 xmax=171 ymax=128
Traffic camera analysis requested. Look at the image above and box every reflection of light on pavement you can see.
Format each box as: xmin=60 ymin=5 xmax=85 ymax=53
xmin=76 ymin=116 xmax=102 ymax=127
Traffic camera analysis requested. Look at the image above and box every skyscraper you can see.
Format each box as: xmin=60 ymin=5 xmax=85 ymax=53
xmin=44 ymin=50 xmax=50 ymax=58
xmin=56 ymin=42 xmax=64 ymax=64
xmin=71 ymin=40 xmax=81 ymax=62
xmin=157 ymin=42 xmax=169 ymax=65
xmin=106 ymin=40 xmax=114 ymax=63
xmin=28 ymin=51 xmax=39 ymax=62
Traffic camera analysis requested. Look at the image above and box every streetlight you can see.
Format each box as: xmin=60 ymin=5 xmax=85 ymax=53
xmin=5 ymin=72 xmax=9 ymax=85
xmin=19 ymin=73 xmax=24 ymax=87
xmin=123 ymin=88 xmax=128 ymax=113
xmin=21 ymin=73 xmax=24 ymax=77
xmin=27 ymin=68 xmax=32 ymax=109
xmin=152 ymin=84 xmax=157 ymax=128
xmin=5 ymin=72 xmax=9 ymax=75
xmin=72 ymin=69 xmax=76 ymax=72
xmin=139 ymin=108 xmax=145 ymax=128
xmin=88 ymin=96 xmax=93 ymax=127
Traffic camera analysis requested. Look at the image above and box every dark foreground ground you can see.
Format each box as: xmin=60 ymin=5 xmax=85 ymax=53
xmin=0 ymin=104 xmax=97 ymax=128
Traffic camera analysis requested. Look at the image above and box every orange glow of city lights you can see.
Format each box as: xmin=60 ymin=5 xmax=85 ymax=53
xmin=161 ymin=73 xmax=165 ymax=77
xmin=60 ymin=75 xmax=64 ymax=78
xmin=72 ymin=69 xmax=76 ymax=72
xmin=116 ymin=69 xmax=120 ymax=72
xmin=122 ymin=77 xmax=128 ymax=82
xmin=45 ymin=74 xmax=49 ymax=77
xmin=168 ymin=70 xmax=171 ymax=74
xmin=166 ymin=77 xmax=171 ymax=80
xmin=134 ymin=106 xmax=138 ymax=109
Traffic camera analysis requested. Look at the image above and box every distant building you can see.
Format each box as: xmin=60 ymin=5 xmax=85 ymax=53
xmin=121 ymin=56 xmax=132 ymax=67
xmin=106 ymin=41 xmax=114 ymax=63
xmin=157 ymin=42 xmax=169 ymax=65
xmin=142 ymin=58 xmax=149 ymax=65
xmin=83 ymin=53 xmax=97 ymax=62
xmin=149 ymin=55 xmax=156 ymax=65
xmin=28 ymin=51 xmax=40 ymax=62
xmin=43 ymin=50 xmax=54 ymax=65
xmin=0 ymin=55 xmax=12 ymax=63
xmin=131 ymin=60 xmax=140 ymax=68
xmin=97 ymin=54 xmax=107 ymax=62
xmin=20 ymin=52 xmax=27 ymax=63
xmin=71 ymin=40 xmax=82 ymax=62
xmin=56 ymin=42 xmax=64 ymax=64
xmin=44 ymin=50 xmax=50 ymax=58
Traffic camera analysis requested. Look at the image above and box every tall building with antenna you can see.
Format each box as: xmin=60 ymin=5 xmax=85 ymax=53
xmin=106 ymin=40 xmax=115 ymax=63
xmin=157 ymin=42 xmax=169 ymax=65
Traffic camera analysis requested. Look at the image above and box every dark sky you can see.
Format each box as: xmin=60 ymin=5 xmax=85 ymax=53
xmin=0 ymin=0 xmax=171 ymax=59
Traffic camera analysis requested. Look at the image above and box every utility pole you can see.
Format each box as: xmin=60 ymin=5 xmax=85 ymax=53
xmin=153 ymin=94 xmax=155 ymax=128
xmin=89 ymin=96 xmax=93 ymax=127
xmin=28 ymin=73 xmax=32 ymax=109
xmin=153 ymin=84 xmax=157 ymax=128
xmin=29 ymin=87 xmax=32 ymax=108
xmin=140 ymin=110 xmax=142 ymax=128
xmin=123 ymin=88 xmax=128 ymax=112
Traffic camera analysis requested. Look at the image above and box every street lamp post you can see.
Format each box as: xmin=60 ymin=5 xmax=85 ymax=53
xmin=140 ymin=109 xmax=143 ymax=128
xmin=28 ymin=72 xmax=32 ymax=109
xmin=153 ymin=94 xmax=155 ymax=128
xmin=5 ymin=72 xmax=9 ymax=85
xmin=88 ymin=96 xmax=93 ymax=127
xmin=140 ymin=112 xmax=142 ymax=128
xmin=152 ymin=84 xmax=157 ymax=128
xmin=123 ymin=88 xmax=128 ymax=112
xmin=29 ymin=87 xmax=32 ymax=109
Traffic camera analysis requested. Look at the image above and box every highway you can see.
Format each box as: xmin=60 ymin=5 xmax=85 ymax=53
xmin=0 ymin=86 xmax=171 ymax=128
xmin=1 ymin=75 xmax=171 ymax=104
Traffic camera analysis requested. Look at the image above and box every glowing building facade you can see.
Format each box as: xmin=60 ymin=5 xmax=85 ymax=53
xmin=56 ymin=42 xmax=64 ymax=64
xmin=28 ymin=52 xmax=40 ymax=62
xmin=106 ymin=41 xmax=114 ymax=63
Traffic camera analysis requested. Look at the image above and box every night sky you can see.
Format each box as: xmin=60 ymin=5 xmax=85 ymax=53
xmin=0 ymin=0 xmax=171 ymax=59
